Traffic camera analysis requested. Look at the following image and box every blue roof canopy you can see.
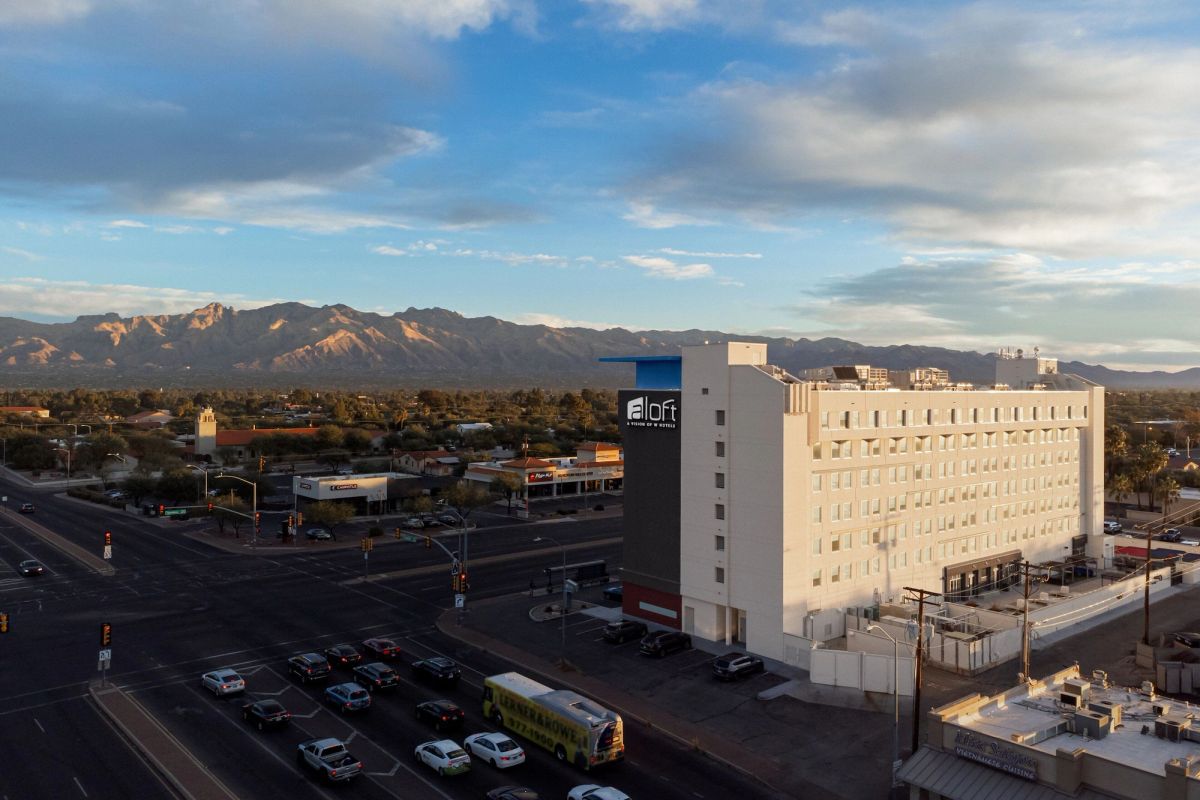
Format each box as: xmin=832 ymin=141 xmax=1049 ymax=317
xmin=598 ymin=355 xmax=681 ymax=390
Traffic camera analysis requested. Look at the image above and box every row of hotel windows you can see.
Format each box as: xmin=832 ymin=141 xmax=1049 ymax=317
xmin=813 ymin=458 xmax=1080 ymax=491
xmin=813 ymin=428 xmax=1081 ymax=460
xmin=819 ymin=404 xmax=1087 ymax=430
xmin=811 ymin=514 xmax=1076 ymax=556
xmin=810 ymin=493 xmax=1079 ymax=525
xmin=809 ymin=522 xmax=1076 ymax=588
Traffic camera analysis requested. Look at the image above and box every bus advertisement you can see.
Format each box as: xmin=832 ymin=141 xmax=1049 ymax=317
xmin=482 ymin=672 xmax=624 ymax=770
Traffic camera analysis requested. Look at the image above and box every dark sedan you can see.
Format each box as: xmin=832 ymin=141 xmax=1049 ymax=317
xmin=18 ymin=503 xmax=34 ymax=514
xmin=362 ymin=637 xmax=402 ymax=660
xmin=486 ymin=789 xmax=540 ymax=800
xmin=411 ymin=657 xmax=461 ymax=686
xmin=416 ymin=699 xmax=465 ymax=732
xmin=602 ymin=583 xmax=623 ymax=602
xmin=18 ymin=559 xmax=45 ymax=576
xmin=242 ymin=699 xmax=291 ymax=730
xmin=324 ymin=644 xmax=363 ymax=666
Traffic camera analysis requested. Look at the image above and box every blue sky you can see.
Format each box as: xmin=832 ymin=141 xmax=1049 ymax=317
xmin=2 ymin=1 xmax=1200 ymax=370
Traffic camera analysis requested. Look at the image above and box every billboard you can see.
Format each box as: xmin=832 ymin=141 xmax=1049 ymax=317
xmin=620 ymin=391 xmax=680 ymax=431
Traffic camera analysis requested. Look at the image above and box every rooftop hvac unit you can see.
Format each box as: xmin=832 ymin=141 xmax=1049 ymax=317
xmin=1156 ymin=718 xmax=1187 ymax=742
xmin=1141 ymin=681 xmax=1157 ymax=698
xmin=1063 ymin=679 xmax=1091 ymax=702
xmin=1060 ymin=692 xmax=1083 ymax=709
xmin=1088 ymin=700 xmax=1122 ymax=729
xmin=1070 ymin=710 xmax=1109 ymax=740
xmin=1153 ymin=702 xmax=1170 ymax=717
xmin=1091 ymin=670 xmax=1110 ymax=688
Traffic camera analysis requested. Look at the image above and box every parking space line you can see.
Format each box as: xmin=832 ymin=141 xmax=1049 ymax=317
xmin=72 ymin=777 xmax=87 ymax=797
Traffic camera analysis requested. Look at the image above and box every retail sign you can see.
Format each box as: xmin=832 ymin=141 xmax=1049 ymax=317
xmin=527 ymin=471 xmax=554 ymax=483
xmin=330 ymin=483 xmax=358 ymax=491
xmin=624 ymin=394 xmax=678 ymax=430
xmin=953 ymin=730 xmax=1038 ymax=781
xmin=299 ymin=482 xmax=312 ymax=490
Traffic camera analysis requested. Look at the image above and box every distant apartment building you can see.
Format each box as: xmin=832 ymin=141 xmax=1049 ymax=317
xmin=801 ymin=364 xmax=891 ymax=389
xmin=0 ymin=406 xmax=50 ymax=418
xmin=888 ymin=367 xmax=951 ymax=390
xmin=606 ymin=344 xmax=1104 ymax=663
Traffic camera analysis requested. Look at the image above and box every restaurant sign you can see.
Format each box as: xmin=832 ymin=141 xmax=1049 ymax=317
xmin=953 ymin=730 xmax=1038 ymax=781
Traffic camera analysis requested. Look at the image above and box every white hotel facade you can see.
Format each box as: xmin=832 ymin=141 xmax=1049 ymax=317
xmin=676 ymin=342 xmax=1104 ymax=662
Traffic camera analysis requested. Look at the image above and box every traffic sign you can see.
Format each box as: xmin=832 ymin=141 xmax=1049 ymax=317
xmin=103 ymin=545 xmax=112 ymax=560
xmin=98 ymin=648 xmax=112 ymax=661
xmin=454 ymin=593 xmax=465 ymax=608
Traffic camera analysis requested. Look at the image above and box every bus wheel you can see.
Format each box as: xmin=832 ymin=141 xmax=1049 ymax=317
xmin=554 ymin=745 xmax=567 ymax=762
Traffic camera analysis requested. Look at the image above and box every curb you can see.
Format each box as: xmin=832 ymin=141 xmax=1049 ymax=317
xmin=0 ymin=506 xmax=115 ymax=576
xmin=434 ymin=609 xmax=795 ymax=799
xmin=88 ymin=683 xmax=240 ymax=800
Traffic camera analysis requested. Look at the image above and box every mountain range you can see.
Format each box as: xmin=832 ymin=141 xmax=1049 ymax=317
xmin=0 ymin=302 xmax=1196 ymax=389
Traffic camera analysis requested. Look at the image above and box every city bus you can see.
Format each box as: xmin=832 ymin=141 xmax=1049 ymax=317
xmin=482 ymin=672 xmax=624 ymax=770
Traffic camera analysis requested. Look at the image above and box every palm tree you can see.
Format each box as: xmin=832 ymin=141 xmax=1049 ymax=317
xmin=1157 ymin=476 xmax=1182 ymax=520
xmin=1109 ymin=471 xmax=1134 ymax=507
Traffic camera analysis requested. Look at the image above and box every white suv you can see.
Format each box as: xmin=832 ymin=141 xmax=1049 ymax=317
xmin=1103 ymin=520 xmax=1122 ymax=533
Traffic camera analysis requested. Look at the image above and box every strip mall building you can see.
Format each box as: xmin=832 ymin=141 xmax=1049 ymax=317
xmin=603 ymin=343 xmax=1104 ymax=663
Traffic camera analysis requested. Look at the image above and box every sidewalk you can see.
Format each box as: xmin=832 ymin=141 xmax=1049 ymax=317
xmin=90 ymin=683 xmax=239 ymax=800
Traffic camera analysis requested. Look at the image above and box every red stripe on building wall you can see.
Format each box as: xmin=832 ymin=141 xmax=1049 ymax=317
xmin=622 ymin=582 xmax=682 ymax=629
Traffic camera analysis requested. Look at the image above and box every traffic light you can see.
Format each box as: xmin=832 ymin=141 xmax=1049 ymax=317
xmin=0 ymin=612 xmax=8 ymax=634
xmin=100 ymin=622 xmax=112 ymax=646
xmin=287 ymin=514 xmax=295 ymax=528
xmin=452 ymin=572 xmax=460 ymax=592
xmin=425 ymin=535 xmax=432 ymax=549
xmin=104 ymin=530 xmax=112 ymax=546
xmin=458 ymin=571 xmax=469 ymax=592
xmin=254 ymin=512 xmax=261 ymax=526
xmin=157 ymin=504 xmax=164 ymax=516
xmin=296 ymin=512 xmax=304 ymax=526
xmin=394 ymin=527 xmax=402 ymax=539
xmin=258 ymin=455 xmax=266 ymax=472
xmin=207 ymin=502 xmax=213 ymax=512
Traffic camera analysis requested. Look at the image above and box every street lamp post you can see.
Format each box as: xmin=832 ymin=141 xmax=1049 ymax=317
xmin=215 ymin=473 xmax=257 ymax=549
xmin=186 ymin=464 xmax=209 ymax=503
xmin=56 ymin=447 xmax=72 ymax=484
xmin=867 ymin=624 xmax=902 ymax=788
xmin=534 ymin=535 xmax=567 ymax=663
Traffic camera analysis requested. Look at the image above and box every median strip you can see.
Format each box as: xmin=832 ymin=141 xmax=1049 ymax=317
xmin=1 ymin=506 xmax=115 ymax=576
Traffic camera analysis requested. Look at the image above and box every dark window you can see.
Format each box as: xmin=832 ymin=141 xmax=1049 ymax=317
xmin=715 ymin=472 xmax=725 ymax=489
xmin=715 ymin=503 xmax=725 ymax=520
xmin=715 ymin=441 xmax=725 ymax=457
xmin=715 ymin=410 xmax=726 ymax=426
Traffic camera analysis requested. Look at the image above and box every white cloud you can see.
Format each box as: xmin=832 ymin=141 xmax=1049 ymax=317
xmin=0 ymin=0 xmax=92 ymax=26
xmin=628 ymin=7 xmax=1200 ymax=258
xmin=212 ymin=226 xmax=234 ymax=235
xmin=514 ymin=312 xmax=626 ymax=330
xmin=623 ymin=201 xmax=714 ymax=229
xmin=0 ymin=277 xmax=281 ymax=318
xmin=459 ymin=249 xmax=572 ymax=267
xmin=1 ymin=246 xmax=41 ymax=262
xmin=107 ymin=219 xmax=149 ymax=229
xmin=372 ymin=245 xmax=409 ymax=256
xmin=263 ymin=0 xmax=524 ymax=41
xmin=659 ymin=247 xmax=761 ymax=259
xmin=581 ymin=0 xmax=700 ymax=31
xmin=623 ymin=254 xmax=714 ymax=279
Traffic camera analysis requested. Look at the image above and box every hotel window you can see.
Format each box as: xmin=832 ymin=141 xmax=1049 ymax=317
xmin=812 ymin=569 xmax=822 ymax=587
xmin=821 ymin=411 xmax=830 ymax=430
xmin=926 ymin=409 xmax=934 ymax=425
xmin=715 ymin=441 xmax=725 ymax=457
xmin=830 ymin=565 xmax=841 ymax=584
xmin=715 ymin=410 xmax=726 ymax=426
xmin=811 ymin=474 xmax=822 ymax=491
xmin=812 ymin=537 xmax=822 ymax=555
xmin=871 ymin=410 xmax=881 ymax=427
xmin=715 ymin=472 xmax=725 ymax=489
xmin=701 ymin=387 xmax=709 ymax=395
xmin=715 ymin=535 xmax=725 ymax=552
xmin=715 ymin=566 xmax=725 ymax=584
xmin=812 ymin=506 xmax=822 ymax=523
xmin=714 ymin=503 xmax=725 ymax=520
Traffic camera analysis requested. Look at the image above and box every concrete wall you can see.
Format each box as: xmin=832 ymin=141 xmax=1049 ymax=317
xmin=810 ymin=648 xmax=915 ymax=695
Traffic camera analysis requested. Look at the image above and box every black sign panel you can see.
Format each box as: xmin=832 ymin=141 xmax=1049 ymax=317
xmin=620 ymin=390 xmax=680 ymax=431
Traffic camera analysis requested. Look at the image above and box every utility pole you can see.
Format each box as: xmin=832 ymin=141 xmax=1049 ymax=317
xmin=1016 ymin=561 xmax=1042 ymax=681
xmin=1143 ymin=521 xmax=1155 ymax=645
xmin=902 ymin=586 xmax=941 ymax=756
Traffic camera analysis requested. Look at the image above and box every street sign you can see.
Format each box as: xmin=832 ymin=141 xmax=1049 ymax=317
xmin=103 ymin=545 xmax=112 ymax=560
xmin=99 ymin=648 xmax=112 ymax=661
xmin=454 ymin=593 xmax=465 ymax=608
xmin=162 ymin=507 xmax=188 ymax=517
xmin=565 ymin=579 xmax=579 ymax=595
xmin=363 ymin=551 xmax=368 ymax=561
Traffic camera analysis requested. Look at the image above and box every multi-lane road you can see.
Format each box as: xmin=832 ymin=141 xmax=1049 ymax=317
xmin=0 ymin=479 xmax=778 ymax=800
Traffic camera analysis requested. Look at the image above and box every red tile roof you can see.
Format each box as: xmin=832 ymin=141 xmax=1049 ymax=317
xmin=501 ymin=457 xmax=555 ymax=469
xmin=215 ymin=427 xmax=319 ymax=447
xmin=577 ymin=441 xmax=620 ymax=451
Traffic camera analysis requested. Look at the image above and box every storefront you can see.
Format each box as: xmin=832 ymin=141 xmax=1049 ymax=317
xmin=292 ymin=473 xmax=405 ymax=515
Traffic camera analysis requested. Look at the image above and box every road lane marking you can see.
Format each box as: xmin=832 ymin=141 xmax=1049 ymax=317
xmin=34 ymin=717 xmax=44 ymax=733
xmin=72 ymin=777 xmax=88 ymax=797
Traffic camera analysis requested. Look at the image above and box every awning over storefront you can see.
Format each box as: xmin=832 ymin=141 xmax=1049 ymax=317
xmin=945 ymin=549 xmax=1022 ymax=576
xmin=898 ymin=746 xmax=1111 ymax=800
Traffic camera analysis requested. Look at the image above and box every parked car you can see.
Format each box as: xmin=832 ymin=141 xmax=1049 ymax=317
xmin=712 ymin=652 xmax=766 ymax=681
xmin=325 ymin=682 xmax=371 ymax=714
xmin=414 ymin=739 xmax=471 ymax=776
xmin=403 ymin=517 xmax=425 ymax=529
xmin=1102 ymin=520 xmax=1123 ymax=533
xmin=602 ymin=583 xmax=623 ymax=602
xmin=486 ymin=788 xmax=539 ymax=800
xmin=353 ymin=661 xmax=400 ymax=692
xmin=242 ymin=699 xmax=291 ymax=730
xmin=602 ymin=619 xmax=647 ymax=644
xmin=305 ymin=527 xmax=333 ymax=541
xmin=288 ymin=652 xmax=332 ymax=683
xmin=1173 ymin=632 xmax=1200 ymax=648
xmin=1161 ymin=528 xmax=1183 ymax=542
xmin=416 ymin=699 xmax=465 ymax=732
xmin=361 ymin=637 xmax=402 ymax=660
xmin=411 ymin=657 xmax=461 ymax=686
xmin=201 ymin=668 xmax=246 ymax=696
xmin=568 ymin=786 xmax=631 ymax=800
xmin=639 ymin=630 xmax=692 ymax=657
xmin=464 ymin=732 xmax=526 ymax=769
xmin=437 ymin=513 xmax=461 ymax=526
xmin=18 ymin=503 xmax=34 ymax=514
xmin=324 ymin=644 xmax=363 ymax=666
xmin=18 ymin=559 xmax=45 ymax=576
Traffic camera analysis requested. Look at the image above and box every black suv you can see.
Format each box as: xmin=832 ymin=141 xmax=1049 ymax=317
xmin=353 ymin=661 xmax=400 ymax=692
xmin=411 ymin=657 xmax=461 ymax=686
xmin=288 ymin=652 xmax=332 ymax=683
xmin=639 ymin=630 xmax=692 ymax=657
xmin=602 ymin=619 xmax=647 ymax=644
xmin=712 ymin=651 xmax=765 ymax=681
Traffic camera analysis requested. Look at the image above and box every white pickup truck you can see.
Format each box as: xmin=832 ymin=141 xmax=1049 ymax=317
xmin=297 ymin=737 xmax=362 ymax=783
